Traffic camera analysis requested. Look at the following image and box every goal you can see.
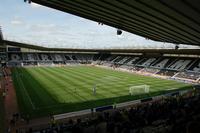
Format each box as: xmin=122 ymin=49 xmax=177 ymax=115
xmin=129 ymin=85 xmax=150 ymax=95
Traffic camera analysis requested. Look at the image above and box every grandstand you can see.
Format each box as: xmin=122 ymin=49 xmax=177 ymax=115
xmin=1 ymin=0 xmax=200 ymax=133
xmin=5 ymin=46 xmax=200 ymax=84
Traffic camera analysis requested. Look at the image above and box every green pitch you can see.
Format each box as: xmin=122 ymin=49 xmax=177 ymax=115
xmin=11 ymin=66 xmax=192 ymax=118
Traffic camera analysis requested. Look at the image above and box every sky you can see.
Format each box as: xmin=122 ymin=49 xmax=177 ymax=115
xmin=0 ymin=0 xmax=199 ymax=49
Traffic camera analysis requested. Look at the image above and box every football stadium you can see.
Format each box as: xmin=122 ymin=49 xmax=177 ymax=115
xmin=1 ymin=0 xmax=200 ymax=133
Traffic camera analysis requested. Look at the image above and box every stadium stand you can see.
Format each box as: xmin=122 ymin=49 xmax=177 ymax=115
xmin=6 ymin=52 xmax=200 ymax=83
xmin=139 ymin=68 xmax=160 ymax=74
xmin=6 ymin=51 xmax=199 ymax=133
xmin=151 ymin=58 xmax=174 ymax=69
xmin=18 ymin=87 xmax=200 ymax=133
xmin=156 ymin=70 xmax=178 ymax=77
xmin=174 ymin=71 xmax=200 ymax=81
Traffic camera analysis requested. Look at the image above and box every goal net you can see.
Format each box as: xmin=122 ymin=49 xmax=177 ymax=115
xmin=129 ymin=85 xmax=150 ymax=95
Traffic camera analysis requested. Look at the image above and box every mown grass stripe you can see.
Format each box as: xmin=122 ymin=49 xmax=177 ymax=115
xmin=12 ymin=66 xmax=192 ymax=118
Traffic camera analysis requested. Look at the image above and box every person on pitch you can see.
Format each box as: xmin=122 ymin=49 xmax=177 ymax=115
xmin=93 ymin=84 xmax=96 ymax=95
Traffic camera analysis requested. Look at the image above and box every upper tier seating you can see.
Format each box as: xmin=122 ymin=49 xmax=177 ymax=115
xmin=137 ymin=58 xmax=157 ymax=67
xmin=188 ymin=60 xmax=200 ymax=73
xmin=167 ymin=59 xmax=192 ymax=71
xmin=53 ymin=54 xmax=64 ymax=61
xmin=10 ymin=54 xmax=21 ymax=61
xmin=23 ymin=53 xmax=37 ymax=61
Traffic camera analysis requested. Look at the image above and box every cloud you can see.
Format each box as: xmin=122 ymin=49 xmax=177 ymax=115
xmin=30 ymin=3 xmax=42 ymax=8
xmin=28 ymin=24 xmax=58 ymax=34
xmin=10 ymin=20 xmax=23 ymax=25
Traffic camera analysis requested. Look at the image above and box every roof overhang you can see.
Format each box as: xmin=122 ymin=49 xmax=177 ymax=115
xmin=0 ymin=26 xmax=3 ymax=40
xmin=2 ymin=40 xmax=200 ymax=55
xmin=31 ymin=0 xmax=200 ymax=46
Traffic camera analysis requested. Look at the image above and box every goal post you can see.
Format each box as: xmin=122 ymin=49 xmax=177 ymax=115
xmin=129 ymin=85 xmax=150 ymax=95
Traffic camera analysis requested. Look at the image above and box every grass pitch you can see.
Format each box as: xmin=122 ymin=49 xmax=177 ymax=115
xmin=12 ymin=66 xmax=192 ymax=118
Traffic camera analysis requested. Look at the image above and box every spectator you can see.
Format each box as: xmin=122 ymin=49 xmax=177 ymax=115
xmin=186 ymin=121 xmax=200 ymax=133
